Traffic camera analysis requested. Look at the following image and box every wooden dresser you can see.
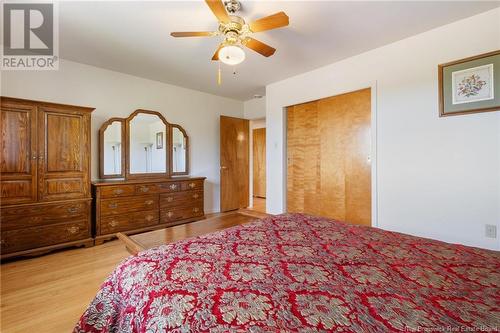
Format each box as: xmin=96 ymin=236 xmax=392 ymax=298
xmin=1 ymin=97 xmax=94 ymax=259
xmin=92 ymin=177 xmax=205 ymax=244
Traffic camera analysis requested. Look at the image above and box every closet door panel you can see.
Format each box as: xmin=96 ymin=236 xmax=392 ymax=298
xmin=286 ymin=88 xmax=371 ymax=226
xmin=343 ymin=89 xmax=371 ymax=226
xmin=38 ymin=106 xmax=91 ymax=201
xmin=318 ymin=98 xmax=346 ymax=220
xmin=287 ymin=102 xmax=321 ymax=215
xmin=0 ymin=101 xmax=37 ymax=205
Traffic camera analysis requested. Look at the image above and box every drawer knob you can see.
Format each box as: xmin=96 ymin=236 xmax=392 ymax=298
xmin=108 ymin=203 xmax=118 ymax=209
xmin=67 ymin=206 xmax=79 ymax=213
xmin=67 ymin=226 xmax=80 ymax=234
xmin=193 ymin=207 xmax=200 ymax=213
xmin=167 ymin=211 xmax=173 ymax=218
xmin=109 ymin=220 xmax=118 ymax=227
xmin=167 ymin=197 xmax=174 ymax=202
xmin=0 ymin=239 xmax=6 ymax=246
xmin=169 ymin=184 xmax=177 ymax=190
xmin=140 ymin=186 xmax=149 ymax=193
xmin=113 ymin=189 xmax=124 ymax=195
xmin=188 ymin=182 xmax=196 ymax=189
xmin=145 ymin=200 xmax=154 ymax=205
xmin=145 ymin=215 xmax=154 ymax=221
xmin=193 ymin=193 xmax=199 ymax=199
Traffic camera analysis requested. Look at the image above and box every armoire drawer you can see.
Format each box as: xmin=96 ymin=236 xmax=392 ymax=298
xmin=100 ymin=185 xmax=136 ymax=198
xmin=100 ymin=195 xmax=158 ymax=216
xmin=160 ymin=205 xmax=204 ymax=223
xmin=181 ymin=180 xmax=204 ymax=191
xmin=100 ymin=210 xmax=159 ymax=234
xmin=157 ymin=182 xmax=182 ymax=193
xmin=0 ymin=220 xmax=90 ymax=254
xmin=160 ymin=191 xmax=203 ymax=208
xmin=1 ymin=201 xmax=90 ymax=231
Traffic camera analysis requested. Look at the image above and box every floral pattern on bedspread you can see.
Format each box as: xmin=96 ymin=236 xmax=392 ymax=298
xmin=74 ymin=213 xmax=500 ymax=332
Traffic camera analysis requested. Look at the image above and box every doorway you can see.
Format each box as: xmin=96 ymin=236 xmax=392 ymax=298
xmin=286 ymin=88 xmax=371 ymax=226
xmin=250 ymin=119 xmax=266 ymax=213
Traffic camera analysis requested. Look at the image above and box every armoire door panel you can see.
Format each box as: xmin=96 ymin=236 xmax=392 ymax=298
xmin=38 ymin=106 xmax=91 ymax=201
xmin=45 ymin=113 xmax=83 ymax=172
xmin=287 ymin=88 xmax=371 ymax=226
xmin=0 ymin=102 xmax=37 ymax=205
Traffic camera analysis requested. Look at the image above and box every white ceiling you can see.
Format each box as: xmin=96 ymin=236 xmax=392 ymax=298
xmin=59 ymin=1 xmax=499 ymax=101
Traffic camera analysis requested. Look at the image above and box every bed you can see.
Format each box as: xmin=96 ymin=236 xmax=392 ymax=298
xmin=74 ymin=213 xmax=500 ymax=332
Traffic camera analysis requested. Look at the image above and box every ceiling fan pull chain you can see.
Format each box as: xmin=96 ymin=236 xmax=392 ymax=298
xmin=217 ymin=62 xmax=222 ymax=85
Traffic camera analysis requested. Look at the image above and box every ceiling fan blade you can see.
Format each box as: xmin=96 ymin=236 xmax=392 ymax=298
xmin=249 ymin=12 xmax=289 ymax=33
xmin=205 ymin=0 xmax=230 ymax=24
xmin=212 ymin=44 xmax=223 ymax=60
xmin=170 ymin=31 xmax=215 ymax=37
xmin=243 ymin=38 xmax=276 ymax=57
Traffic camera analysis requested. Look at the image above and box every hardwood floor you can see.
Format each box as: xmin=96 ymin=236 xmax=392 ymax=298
xmin=0 ymin=212 xmax=264 ymax=333
xmin=1 ymin=240 xmax=129 ymax=333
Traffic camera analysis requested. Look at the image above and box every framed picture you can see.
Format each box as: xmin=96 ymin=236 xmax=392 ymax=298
xmin=438 ymin=50 xmax=500 ymax=117
xmin=156 ymin=132 xmax=163 ymax=149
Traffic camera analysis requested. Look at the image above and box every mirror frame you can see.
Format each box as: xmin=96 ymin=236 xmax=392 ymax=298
xmin=169 ymin=124 xmax=189 ymax=176
xmin=99 ymin=118 xmax=126 ymax=179
xmin=98 ymin=109 xmax=190 ymax=180
xmin=125 ymin=109 xmax=171 ymax=180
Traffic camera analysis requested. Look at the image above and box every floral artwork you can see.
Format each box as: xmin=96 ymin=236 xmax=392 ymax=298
xmin=452 ymin=64 xmax=494 ymax=105
xmin=457 ymin=74 xmax=486 ymax=97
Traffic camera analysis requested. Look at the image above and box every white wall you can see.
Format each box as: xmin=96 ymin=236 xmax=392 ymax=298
xmin=244 ymin=97 xmax=266 ymax=119
xmin=266 ymin=8 xmax=500 ymax=250
xmin=1 ymin=59 xmax=244 ymax=213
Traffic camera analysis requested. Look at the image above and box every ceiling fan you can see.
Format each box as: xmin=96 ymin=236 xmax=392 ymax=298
xmin=170 ymin=0 xmax=289 ymax=66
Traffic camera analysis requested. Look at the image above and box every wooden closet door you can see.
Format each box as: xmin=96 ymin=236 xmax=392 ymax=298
xmin=37 ymin=106 xmax=91 ymax=201
xmin=287 ymin=88 xmax=371 ymax=226
xmin=0 ymin=100 xmax=37 ymax=205
xmin=253 ymin=128 xmax=266 ymax=198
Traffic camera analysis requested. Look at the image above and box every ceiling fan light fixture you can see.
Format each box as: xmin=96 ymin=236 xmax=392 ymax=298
xmin=218 ymin=45 xmax=245 ymax=65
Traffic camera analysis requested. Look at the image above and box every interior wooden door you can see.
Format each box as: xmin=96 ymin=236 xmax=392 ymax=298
xmin=253 ymin=128 xmax=266 ymax=198
xmin=0 ymin=100 xmax=37 ymax=205
xmin=37 ymin=105 xmax=91 ymax=201
xmin=287 ymin=88 xmax=371 ymax=226
xmin=220 ymin=116 xmax=249 ymax=212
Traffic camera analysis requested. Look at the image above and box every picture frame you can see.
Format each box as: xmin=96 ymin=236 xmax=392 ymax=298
xmin=156 ymin=132 xmax=163 ymax=149
xmin=438 ymin=50 xmax=500 ymax=117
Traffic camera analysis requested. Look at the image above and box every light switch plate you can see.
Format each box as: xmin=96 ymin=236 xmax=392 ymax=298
xmin=485 ymin=224 xmax=497 ymax=238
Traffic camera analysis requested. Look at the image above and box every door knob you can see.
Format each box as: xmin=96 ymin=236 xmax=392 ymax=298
xmin=220 ymin=166 xmax=227 ymax=170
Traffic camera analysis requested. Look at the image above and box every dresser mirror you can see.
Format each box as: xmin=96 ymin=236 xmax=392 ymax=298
xmin=170 ymin=125 xmax=189 ymax=175
xmin=99 ymin=118 xmax=125 ymax=179
xmin=98 ymin=109 xmax=189 ymax=179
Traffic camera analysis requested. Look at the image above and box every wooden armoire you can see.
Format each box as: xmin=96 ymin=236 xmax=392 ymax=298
xmin=1 ymin=97 xmax=94 ymax=259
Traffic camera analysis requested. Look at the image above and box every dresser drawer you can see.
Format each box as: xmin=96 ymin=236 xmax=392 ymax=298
xmin=1 ymin=201 xmax=90 ymax=231
xmin=1 ymin=220 xmax=89 ymax=254
xmin=100 ymin=195 xmax=158 ymax=216
xmin=160 ymin=191 xmax=203 ymax=208
xmin=181 ymin=180 xmax=204 ymax=191
xmin=100 ymin=185 xmax=136 ymax=198
xmin=157 ymin=182 xmax=182 ymax=193
xmin=100 ymin=210 xmax=159 ymax=234
xmin=135 ymin=184 xmax=159 ymax=195
xmin=160 ymin=205 xmax=204 ymax=223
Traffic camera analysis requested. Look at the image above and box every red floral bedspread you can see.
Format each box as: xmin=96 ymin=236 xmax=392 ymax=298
xmin=75 ymin=214 xmax=500 ymax=332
